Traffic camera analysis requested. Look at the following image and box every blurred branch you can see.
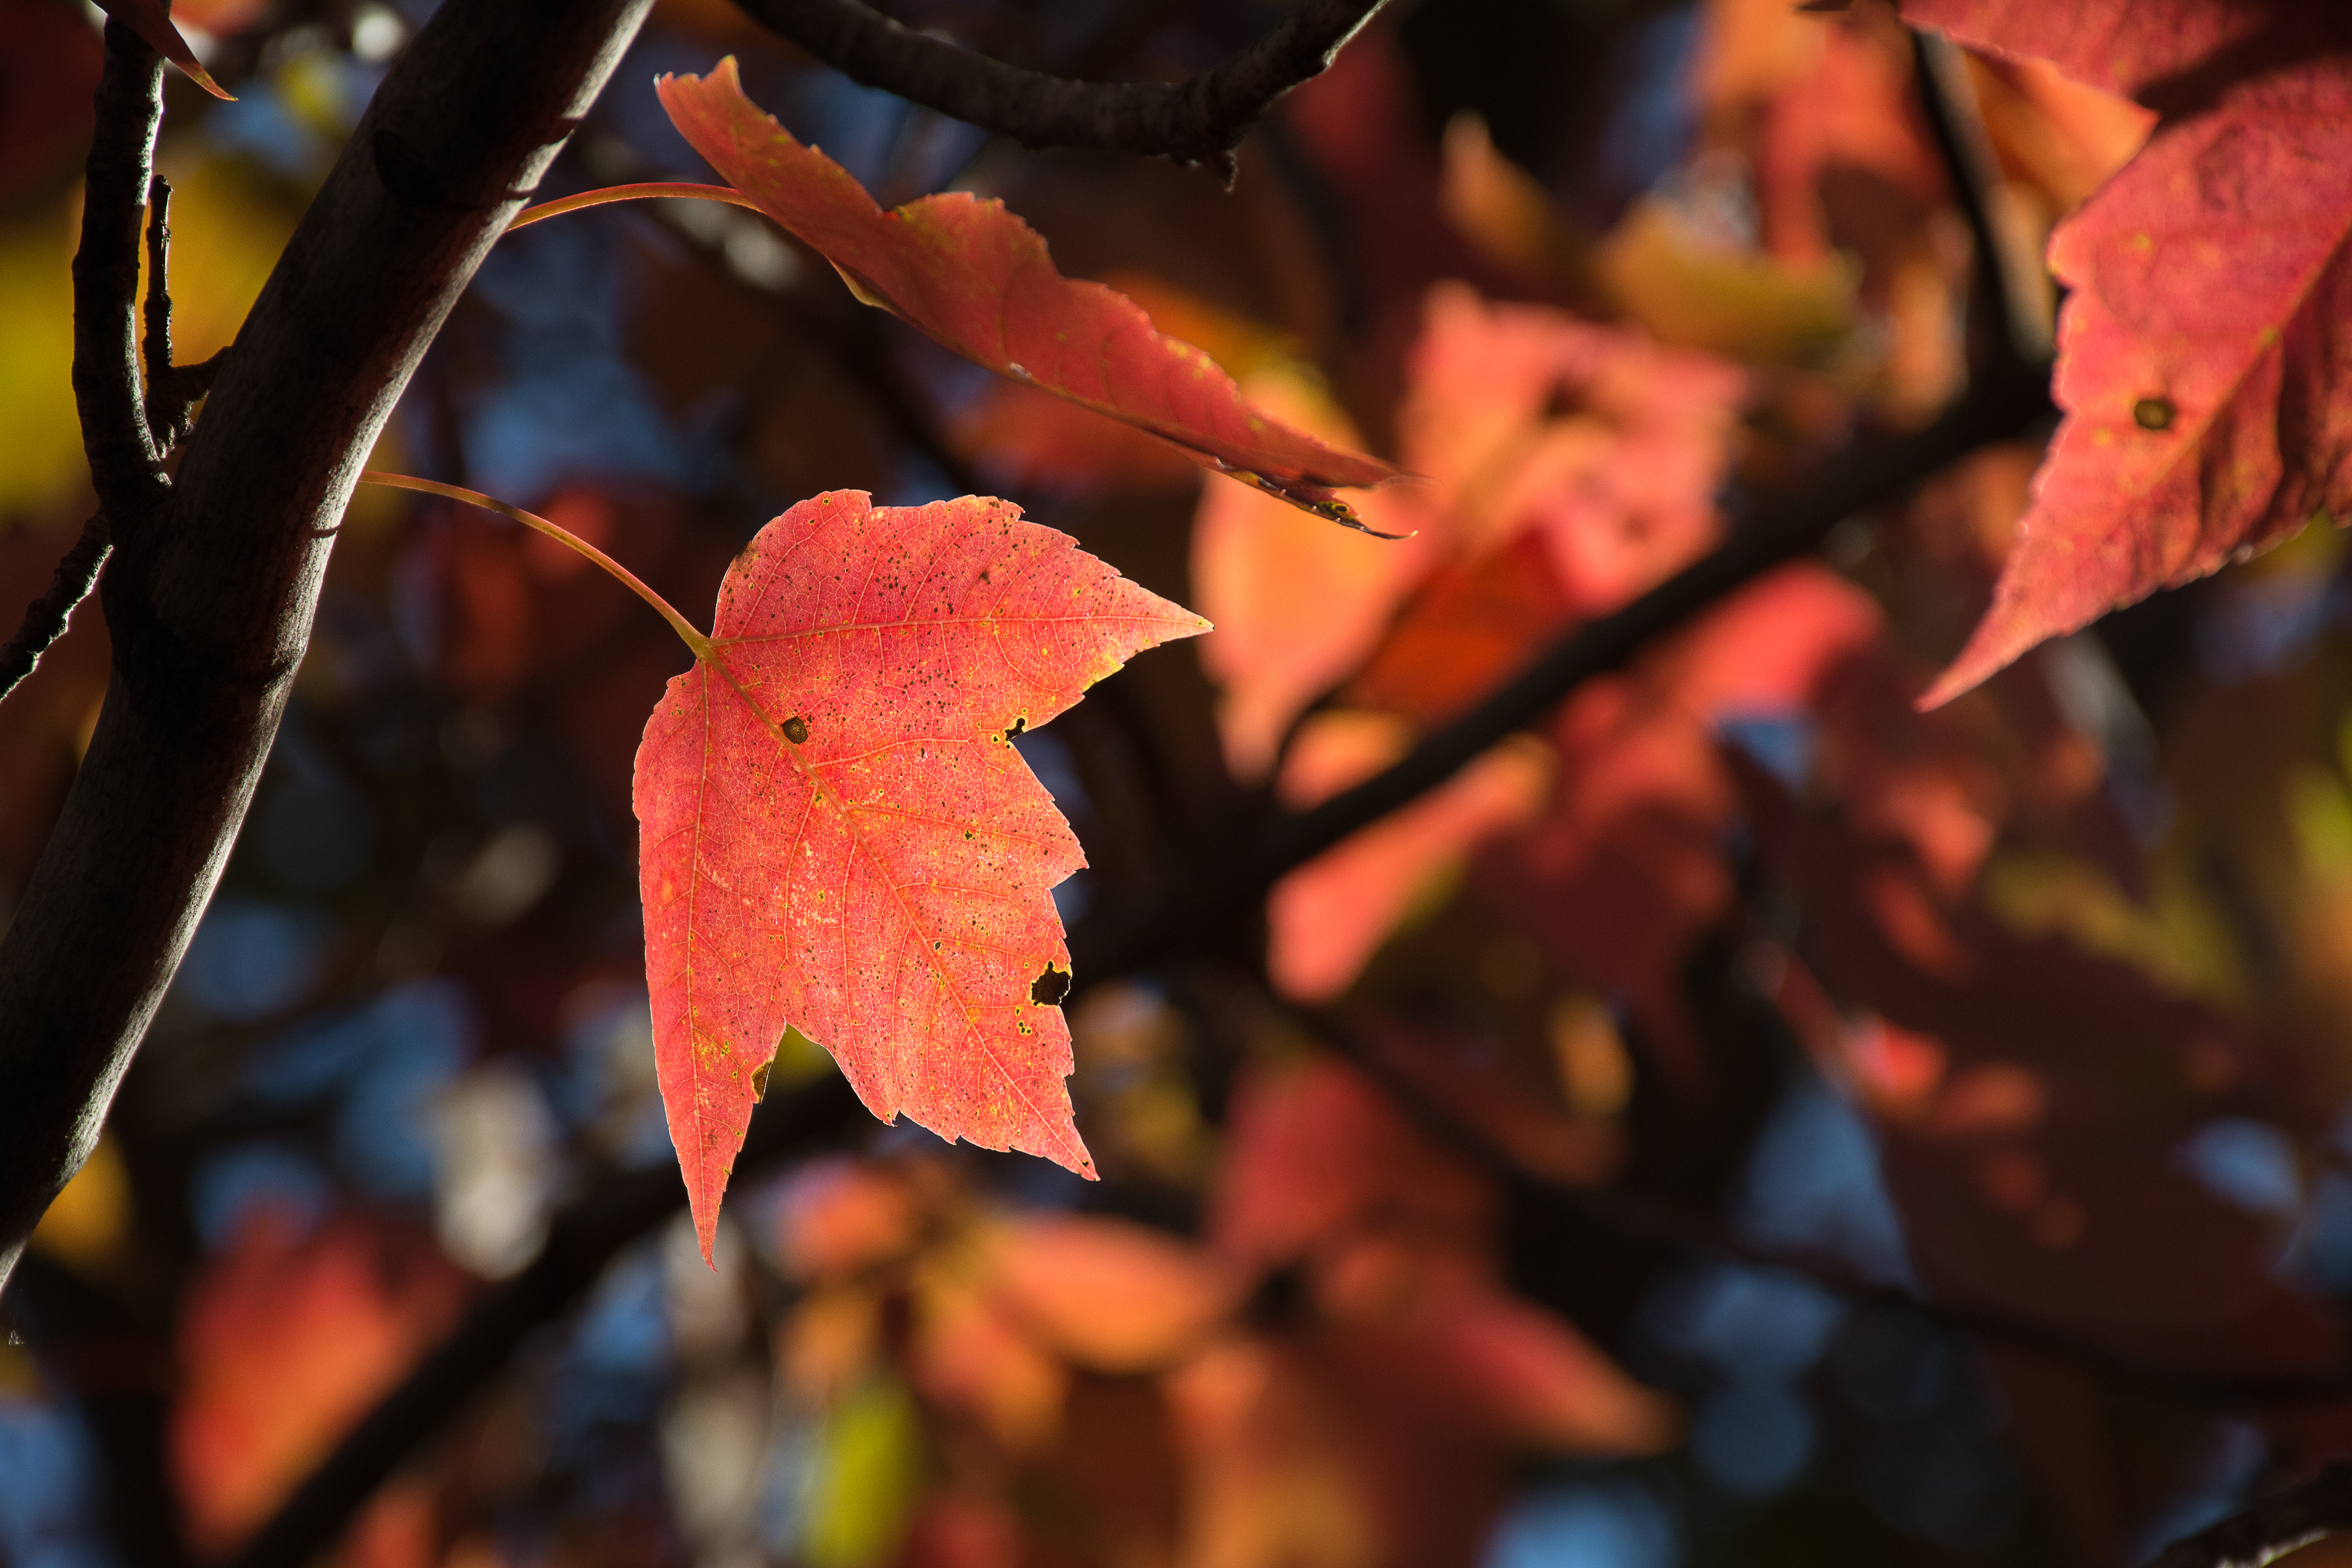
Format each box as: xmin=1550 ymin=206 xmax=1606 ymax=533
xmin=0 ymin=0 xmax=657 ymax=1294
xmin=1910 ymin=28 xmax=2053 ymax=367
xmin=226 ymin=1072 xmax=865 ymax=1568
xmin=2149 ymin=1466 xmax=2352 ymax=1568
xmin=1068 ymin=358 xmax=2058 ymax=984
xmin=1320 ymin=1018 xmax=2352 ymax=1406
xmin=732 ymin=0 xmax=1389 ymax=176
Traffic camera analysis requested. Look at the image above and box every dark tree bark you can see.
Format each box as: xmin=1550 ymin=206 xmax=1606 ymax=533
xmin=0 ymin=0 xmax=658 ymax=1294
xmin=735 ymin=0 xmax=1390 ymax=176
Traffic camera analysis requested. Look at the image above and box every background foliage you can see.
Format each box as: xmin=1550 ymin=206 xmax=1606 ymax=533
xmin=3 ymin=1 xmax=2348 ymax=1566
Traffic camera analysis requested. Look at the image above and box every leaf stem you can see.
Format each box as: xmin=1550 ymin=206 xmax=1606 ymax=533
xmin=359 ymin=471 xmax=714 ymax=662
xmin=507 ymin=182 xmax=762 ymax=233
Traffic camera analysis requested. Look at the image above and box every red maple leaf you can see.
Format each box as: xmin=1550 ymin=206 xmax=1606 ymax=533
xmin=1911 ymin=0 xmax=2352 ymax=701
xmin=633 ymin=491 xmax=1205 ymax=1257
xmin=654 ymin=60 xmax=1402 ymax=528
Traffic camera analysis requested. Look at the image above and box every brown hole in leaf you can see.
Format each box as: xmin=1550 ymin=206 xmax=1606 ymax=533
xmin=782 ymin=715 xmax=810 ymax=745
xmin=1030 ymin=965 xmax=1071 ymax=1006
xmin=2133 ymin=396 xmax=2174 ymax=431
xmin=1004 ymin=715 xmax=1027 ymax=739
xmin=750 ymin=1060 xmax=771 ymax=1100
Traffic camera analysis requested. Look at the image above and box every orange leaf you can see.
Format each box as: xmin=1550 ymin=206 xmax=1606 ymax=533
xmin=633 ymin=492 xmax=1206 ymax=1259
xmin=1911 ymin=0 xmax=2352 ymax=701
xmin=1266 ymin=713 xmax=1548 ymax=1002
xmin=990 ymin=1213 xmax=1243 ymax=1373
xmin=171 ymin=1210 xmax=465 ymax=1554
xmin=1190 ymin=368 xmax=1426 ymax=779
xmin=1352 ymin=531 xmax=1573 ymax=726
xmin=655 ymin=60 xmax=1401 ymax=525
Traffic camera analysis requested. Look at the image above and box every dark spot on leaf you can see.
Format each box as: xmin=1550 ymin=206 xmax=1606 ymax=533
xmin=783 ymin=715 xmax=810 ymax=744
xmin=1030 ymin=965 xmax=1071 ymax=1006
xmin=750 ymin=1060 xmax=771 ymax=1099
xmin=2133 ymin=396 xmax=2175 ymax=431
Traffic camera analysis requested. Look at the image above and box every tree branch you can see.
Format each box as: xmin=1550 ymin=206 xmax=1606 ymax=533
xmin=2150 ymin=1466 xmax=2352 ymax=1568
xmin=0 ymin=0 xmax=658 ymax=1295
xmin=1068 ymin=358 xmax=2057 ymax=986
xmin=1911 ymin=28 xmax=2052 ymax=368
xmin=72 ymin=21 xmax=167 ymax=530
xmin=0 ymin=516 xmax=112 ymax=706
xmin=226 ymin=1071 xmax=865 ymax=1568
xmin=733 ymin=0 xmax=1389 ymax=175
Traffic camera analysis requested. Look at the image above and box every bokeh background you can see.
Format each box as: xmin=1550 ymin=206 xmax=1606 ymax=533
xmin=7 ymin=1 xmax=2352 ymax=1566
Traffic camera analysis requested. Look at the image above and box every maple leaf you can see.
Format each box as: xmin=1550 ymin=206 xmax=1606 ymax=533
xmin=1911 ymin=0 xmax=2352 ymax=702
xmin=633 ymin=491 xmax=1205 ymax=1259
xmin=653 ymin=60 xmax=1402 ymax=529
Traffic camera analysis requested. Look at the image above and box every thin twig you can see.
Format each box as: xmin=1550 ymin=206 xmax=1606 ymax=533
xmin=0 ymin=516 xmax=111 ymax=706
xmin=733 ymin=0 xmax=1389 ymax=177
xmin=225 ymin=1072 xmax=865 ymax=1568
xmin=1067 ymin=359 xmax=2057 ymax=985
xmin=71 ymin=21 xmax=167 ymax=526
xmin=2150 ymin=1466 xmax=2352 ymax=1568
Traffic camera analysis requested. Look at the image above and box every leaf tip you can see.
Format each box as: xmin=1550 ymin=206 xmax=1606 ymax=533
xmin=689 ymin=1196 xmax=723 ymax=1270
xmin=1918 ymin=641 xmax=2006 ymax=710
xmin=184 ymin=63 xmax=235 ymax=100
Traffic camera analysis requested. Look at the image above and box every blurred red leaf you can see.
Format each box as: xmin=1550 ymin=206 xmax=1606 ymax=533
xmin=1194 ymin=283 xmax=1739 ymax=776
xmin=1210 ymin=1053 xmax=1493 ymax=1272
xmin=1741 ymin=763 xmax=2332 ymax=1349
xmin=1339 ymin=1270 xmax=1681 ymax=1454
xmin=1911 ymin=0 xmax=2352 ymax=701
xmin=773 ymin=1157 xmax=923 ymax=1281
xmin=172 ymin=1210 xmax=466 ymax=1555
xmin=633 ymin=491 xmax=1205 ymax=1259
xmin=1352 ymin=532 xmax=1572 ymax=726
xmin=1397 ymin=284 xmax=1743 ymax=600
xmin=655 ymin=60 xmax=1401 ymax=524
xmin=990 ymin=1213 xmax=1243 ymax=1373
xmin=1266 ymin=712 xmax=1548 ymax=1002
xmin=1478 ymin=565 xmax=1883 ymax=1072
xmin=1190 ymin=369 xmax=1427 ymax=779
